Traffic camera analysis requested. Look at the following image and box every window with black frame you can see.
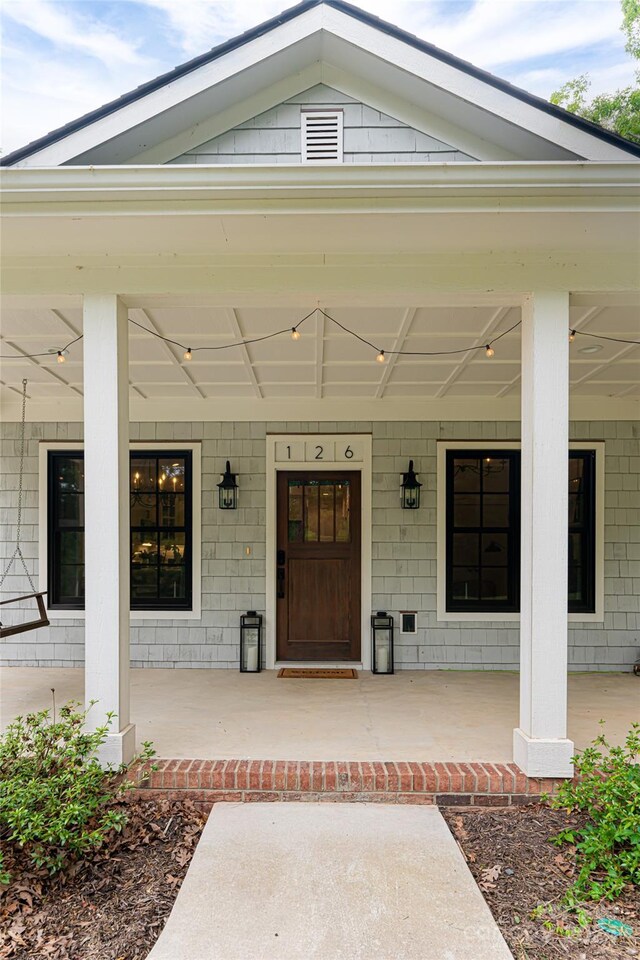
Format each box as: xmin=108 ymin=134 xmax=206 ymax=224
xmin=48 ymin=450 xmax=192 ymax=611
xmin=446 ymin=451 xmax=520 ymax=613
xmin=445 ymin=449 xmax=597 ymax=615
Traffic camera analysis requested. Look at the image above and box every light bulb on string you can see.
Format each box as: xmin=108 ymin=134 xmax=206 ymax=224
xmin=376 ymin=350 xmax=385 ymax=363
xmin=485 ymin=344 xmax=495 ymax=358
xmin=569 ymin=330 xmax=576 ymax=343
xmin=57 ymin=351 xmax=66 ymax=364
xmin=291 ymin=327 xmax=301 ymax=341
xmin=183 ymin=347 xmax=192 ymax=361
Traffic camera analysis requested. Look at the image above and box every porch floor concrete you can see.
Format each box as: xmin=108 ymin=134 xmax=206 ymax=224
xmin=147 ymin=802 xmax=513 ymax=960
xmin=1 ymin=668 xmax=635 ymax=761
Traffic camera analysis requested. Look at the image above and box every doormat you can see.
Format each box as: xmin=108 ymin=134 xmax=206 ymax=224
xmin=277 ymin=668 xmax=358 ymax=679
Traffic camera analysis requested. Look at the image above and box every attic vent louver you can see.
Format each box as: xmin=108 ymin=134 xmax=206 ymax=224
xmin=301 ymin=110 xmax=343 ymax=163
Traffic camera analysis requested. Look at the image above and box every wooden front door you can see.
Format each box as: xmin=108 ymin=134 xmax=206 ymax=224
xmin=276 ymin=471 xmax=361 ymax=661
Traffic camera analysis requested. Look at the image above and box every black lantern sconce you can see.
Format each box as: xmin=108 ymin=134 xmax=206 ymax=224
xmin=371 ymin=611 xmax=394 ymax=674
xmin=240 ymin=611 xmax=262 ymax=672
xmin=401 ymin=460 xmax=421 ymax=510
xmin=217 ymin=460 xmax=238 ymax=510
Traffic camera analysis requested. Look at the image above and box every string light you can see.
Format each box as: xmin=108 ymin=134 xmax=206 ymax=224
xmin=1 ymin=314 xmax=638 ymax=368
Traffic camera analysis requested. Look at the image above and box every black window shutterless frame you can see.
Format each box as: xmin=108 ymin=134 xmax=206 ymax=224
xmin=446 ymin=450 xmax=521 ymax=614
xmin=48 ymin=450 xmax=193 ymax=611
xmin=445 ymin=449 xmax=597 ymax=615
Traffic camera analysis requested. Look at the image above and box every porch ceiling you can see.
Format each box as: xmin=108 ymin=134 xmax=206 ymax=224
xmin=1 ymin=298 xmax=638 ymax=413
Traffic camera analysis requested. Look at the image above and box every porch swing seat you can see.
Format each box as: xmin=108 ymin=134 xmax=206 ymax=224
xmin=0 ymin=592 xmax=50 ymax=639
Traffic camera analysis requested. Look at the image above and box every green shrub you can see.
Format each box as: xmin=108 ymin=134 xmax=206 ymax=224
xmin=550 ymin=720 xmax=640 ymax=901
xmin=0 ymin=695 xmax=154 ymax=881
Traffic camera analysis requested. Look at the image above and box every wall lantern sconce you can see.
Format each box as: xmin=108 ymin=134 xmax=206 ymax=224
xmin=240 ymin=611 xmax=262 ymax=672
xmin=371 ymin=611 xmax=394 ymax=674
xmin=400 ymin=460 xmax=421 ymax=510
xmin=217 ymin=460 xmax=238 ymax=510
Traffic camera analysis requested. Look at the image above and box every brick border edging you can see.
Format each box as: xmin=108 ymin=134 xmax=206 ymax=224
xmin=130 ymin=759 xmax=565 ymax=808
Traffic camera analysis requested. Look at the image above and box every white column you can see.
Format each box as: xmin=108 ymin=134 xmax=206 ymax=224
xmin=83 ymin=295 xmax=135 ymax=766
xmin=513 ymin=291 xmax=574 ymax=778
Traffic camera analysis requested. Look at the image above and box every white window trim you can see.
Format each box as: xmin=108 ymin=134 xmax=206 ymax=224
xmin=38 ymin=441 xmax=201 ymax=621
xmin=436 ymin=440 xmax=605 ymax=624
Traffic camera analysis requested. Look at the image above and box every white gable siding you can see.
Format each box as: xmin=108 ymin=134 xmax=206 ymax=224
xmin=168 ymin=85 xmax=475 ymax=165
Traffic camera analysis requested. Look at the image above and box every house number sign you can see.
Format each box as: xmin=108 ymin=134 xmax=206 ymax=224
xmin=274 ymin=439 xmax=364 ymax=462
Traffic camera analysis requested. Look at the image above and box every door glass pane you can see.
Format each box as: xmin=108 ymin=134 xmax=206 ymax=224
xmin=304 ymin=483 xmax=319 ymax=542
xmin=319 ymin=482 xmax=335 ymax=542
xmin=453 ymin=494 xmax=480 ymax=527
xmin=288 ymin=482 xmax=303 ymax=542
xmin=335 ymin=481 xmax=350 ymax=542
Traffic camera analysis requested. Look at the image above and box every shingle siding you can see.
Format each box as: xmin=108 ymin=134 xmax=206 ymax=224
xmin=1 ymin=419 xmax=637 ymax=671
xmin=169 ymin=85 xmax=475 ymax=165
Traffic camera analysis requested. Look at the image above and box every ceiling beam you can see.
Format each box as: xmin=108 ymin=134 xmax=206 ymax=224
xmin=315 ymin=308 xmax=325 ymax=399
xmin=129 ymin=307 xmax=205 ymax=400
xmin=0 ymin=336 xmax=83 ymax=396
xmin=223 ymin=308 xmax=262 ymax=400
xmin=375 ymin=307 xmax=417 ymax=399
xmin=436 ymin=306 xmax=512 ymax=398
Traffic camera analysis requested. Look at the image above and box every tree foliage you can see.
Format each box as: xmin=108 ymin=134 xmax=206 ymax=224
xmin=551 ymin=0 xmax=640 ymax=144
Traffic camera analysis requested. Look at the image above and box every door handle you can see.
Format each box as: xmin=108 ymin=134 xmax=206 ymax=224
xmin=277 ymin=567 xmax=285 ymax=599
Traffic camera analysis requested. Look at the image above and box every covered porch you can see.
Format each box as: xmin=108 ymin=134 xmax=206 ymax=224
xmin=1 ymin=163 xmax=639 ymax=779
xmin=2 ymin=667 xmax=635 ymax=762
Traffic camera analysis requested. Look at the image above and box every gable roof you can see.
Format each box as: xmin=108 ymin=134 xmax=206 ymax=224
xmin=3 ymin=0 xmax=639 ymax=167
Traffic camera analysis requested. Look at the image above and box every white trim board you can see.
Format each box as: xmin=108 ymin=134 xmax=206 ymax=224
xmin=265 ymin=433 xmax=373 ymax=670
xmin=435 ymin=440 xmax=605 ymax=623
xmin=38 ymin=441 xmax=202 ymax=621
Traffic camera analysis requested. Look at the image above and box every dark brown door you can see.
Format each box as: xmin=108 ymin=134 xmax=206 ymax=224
xmin=276 ymin=472 xmax=361 ymax=661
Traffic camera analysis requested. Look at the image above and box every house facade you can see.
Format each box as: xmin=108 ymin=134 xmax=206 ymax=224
xmin=1 ymin=0 xmax=639 ymax=776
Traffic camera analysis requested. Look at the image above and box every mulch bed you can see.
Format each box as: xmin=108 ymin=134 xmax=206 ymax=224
xmin=444 ymin=805 xmax=639 ymax=959
xmin=0 ymin=797 xmax=207 ymax=960
xmin=1 ymin=799 xmax=638 ymax=959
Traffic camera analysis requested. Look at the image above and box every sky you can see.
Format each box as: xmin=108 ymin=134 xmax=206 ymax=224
xmin=1 ymin=0 xmax=637 ymax=156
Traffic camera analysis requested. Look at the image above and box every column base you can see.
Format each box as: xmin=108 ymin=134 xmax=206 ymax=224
xmin=513 ymin=728 xmax=574 ymax=778
xmin=95 ymin=723 xmax=136 ymax=769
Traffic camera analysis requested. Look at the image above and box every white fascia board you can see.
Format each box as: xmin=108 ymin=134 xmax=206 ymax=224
xmin=4 ymin=395 xmax=639 ymax=424
xmin=11 ymin=7 xmax=326 ymax=169
xmin=128 ymin=64 xmax=323 ymax=165
xmin=2 ymin=163 xmax=639 ymax=210
xmin=321 ymin=6 xmax=637 ymax=162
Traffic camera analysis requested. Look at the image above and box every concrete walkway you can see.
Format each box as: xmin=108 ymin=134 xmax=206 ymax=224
xmin=148 ymin=802 xmax=513 ymax=960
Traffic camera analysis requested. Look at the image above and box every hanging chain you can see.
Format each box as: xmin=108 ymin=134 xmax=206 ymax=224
xmin=0 ymin=379 xmax=36 ymax=592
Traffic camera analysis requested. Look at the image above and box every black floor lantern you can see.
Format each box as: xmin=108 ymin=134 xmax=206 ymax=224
xmin=371 ymin=611 xmax=394 ymax=674
xmin=240 ymin=611 xmax=262 ymax=672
